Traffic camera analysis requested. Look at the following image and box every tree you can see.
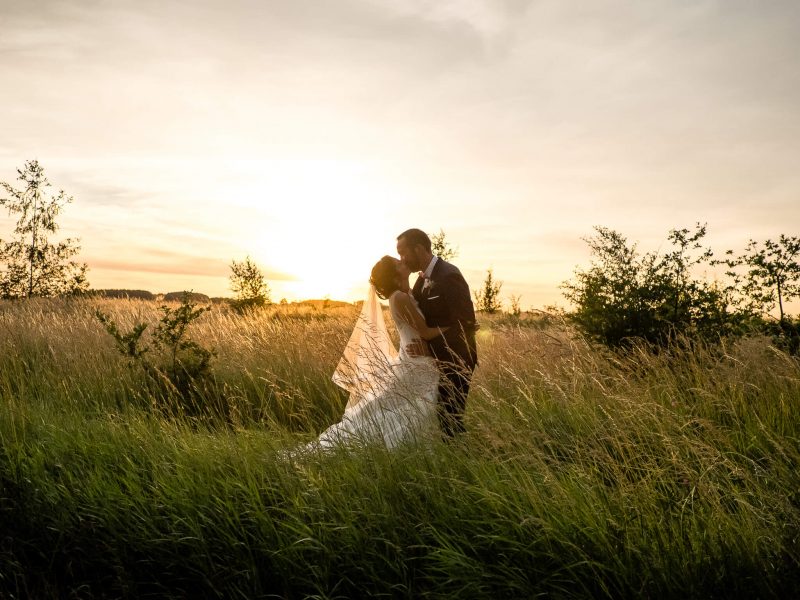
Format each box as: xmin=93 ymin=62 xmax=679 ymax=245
xmin=0 ymin=159 xmax=88 ymax=298
xmin=733 ymin=235 xmax=800 ymax=324
xmin=655 ymin=223 xmax=714 ymax=325
xmin=431 ymin=229 xmax=458 ymax=261
xmin=229 ymin=255 xmax=270 ymax=309
xmin=474 ymin=269 xmax=503 ymax=314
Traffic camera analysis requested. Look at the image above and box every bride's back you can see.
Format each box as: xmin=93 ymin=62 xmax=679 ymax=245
xmin=389 ymin=291 xmax=426 ymax=358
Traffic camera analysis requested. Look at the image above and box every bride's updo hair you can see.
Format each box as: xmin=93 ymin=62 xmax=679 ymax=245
xmin=370 ymin=255 xmax=400 ymax=300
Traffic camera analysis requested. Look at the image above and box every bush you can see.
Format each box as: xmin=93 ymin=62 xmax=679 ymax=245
xmin=96 ymin=293 xmax=216 ymax=417
xmin=561 ymin=224 xmax=746 ymax=347
xmin=162 ymin=291 xmax=210 ymax=303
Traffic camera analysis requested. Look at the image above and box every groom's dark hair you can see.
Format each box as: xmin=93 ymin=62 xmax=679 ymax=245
xmin=397 ymin=228 xmax=431 ymax=252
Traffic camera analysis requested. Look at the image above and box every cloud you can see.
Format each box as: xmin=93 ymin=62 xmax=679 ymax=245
xmin=88 ymin=256 xmax=228 ymax=278
xmin=87 ymin=250 xmax=295 ymax=281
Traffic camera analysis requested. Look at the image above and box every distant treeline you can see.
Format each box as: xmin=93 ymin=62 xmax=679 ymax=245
xmin=90 ymin=290 xmax=222 ymax=303
xmin=89 ymin=290 xmax=356 ymax=308
xmin=91 ymin=289 xmax=156 ymax=300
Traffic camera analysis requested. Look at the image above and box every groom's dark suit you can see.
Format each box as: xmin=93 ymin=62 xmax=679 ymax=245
xmin=412 ymin=258 xmax=478 ymax=438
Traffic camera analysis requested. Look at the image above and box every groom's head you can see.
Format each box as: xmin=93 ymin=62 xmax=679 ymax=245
xmin=397 ymin=228 xmax=433 ymax=272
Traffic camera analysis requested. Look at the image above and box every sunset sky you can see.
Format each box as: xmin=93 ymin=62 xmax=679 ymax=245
xmin=2 ymin=0 xmax=799 ymax=308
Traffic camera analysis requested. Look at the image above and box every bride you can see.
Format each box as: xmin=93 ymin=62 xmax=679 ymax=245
xmin=304 ymin=256 xmax=447 ymax=451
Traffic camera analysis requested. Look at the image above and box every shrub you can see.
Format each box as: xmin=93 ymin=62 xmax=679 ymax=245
xmin=96 ymin=293 xmax=216 ymax=416
xmin=561 ymin=224 xmax=744 ymax=347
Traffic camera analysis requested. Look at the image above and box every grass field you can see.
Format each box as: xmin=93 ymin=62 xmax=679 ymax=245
xmin=1 ymin=298 xmax=798 ymax=598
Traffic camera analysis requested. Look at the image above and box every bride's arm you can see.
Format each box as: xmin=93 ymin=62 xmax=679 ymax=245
xmin=393 ymin=292 xmax=449 ymax=341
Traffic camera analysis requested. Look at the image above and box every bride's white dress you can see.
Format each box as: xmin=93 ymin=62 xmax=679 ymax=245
xmin=306 ymin=290 xmax=439 ymax=451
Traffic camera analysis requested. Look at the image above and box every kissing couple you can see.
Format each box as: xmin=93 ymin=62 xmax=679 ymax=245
xmin=305 ymin=228 xmax=478 ymax=452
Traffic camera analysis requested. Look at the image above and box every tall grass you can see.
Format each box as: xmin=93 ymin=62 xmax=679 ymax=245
xmin=1 ymin=298 xmax=798 ymax=598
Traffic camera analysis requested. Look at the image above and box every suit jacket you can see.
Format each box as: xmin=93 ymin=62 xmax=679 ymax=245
xmin=412 ymin=258 xmax=478 ymax=368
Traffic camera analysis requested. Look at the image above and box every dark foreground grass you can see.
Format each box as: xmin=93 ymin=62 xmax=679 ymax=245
xmin=1 ymin=299 xmax=799 ymax=598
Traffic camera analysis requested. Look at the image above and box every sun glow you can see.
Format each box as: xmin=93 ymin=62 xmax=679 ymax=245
xmin=228 ymin=158 xmax=401 ymax=302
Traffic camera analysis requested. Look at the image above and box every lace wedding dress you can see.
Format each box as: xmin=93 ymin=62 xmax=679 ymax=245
xmin=305 ymin=287 xmax=439 ymax=451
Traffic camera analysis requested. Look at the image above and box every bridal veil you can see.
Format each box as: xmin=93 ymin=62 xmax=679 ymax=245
xmin=332 ymin=285 xmax=398 ymax=412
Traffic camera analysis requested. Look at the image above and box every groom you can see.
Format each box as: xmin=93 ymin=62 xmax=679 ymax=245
xmin=397 ymin=228 xmax=478 ymax=439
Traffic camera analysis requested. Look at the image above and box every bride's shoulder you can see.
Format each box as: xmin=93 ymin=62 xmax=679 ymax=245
xmin=391 ymin=289 xmax=413 ymax=301
xmin=389 ymin=290 xmax=412 ymax=308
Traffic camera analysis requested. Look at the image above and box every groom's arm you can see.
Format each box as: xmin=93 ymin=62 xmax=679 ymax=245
xmin=394 ymin=292 xmax=448 ymax=341
xmin=440 ymin=270 xmax=476 ymax=330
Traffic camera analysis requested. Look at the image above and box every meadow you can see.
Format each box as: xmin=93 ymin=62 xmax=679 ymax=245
xmin=0 ymin=297 xmax=798 ymax=598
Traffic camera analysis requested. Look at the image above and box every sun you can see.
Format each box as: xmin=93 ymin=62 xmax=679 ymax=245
xmin=241 ymin=159 xmax=402 ymax=302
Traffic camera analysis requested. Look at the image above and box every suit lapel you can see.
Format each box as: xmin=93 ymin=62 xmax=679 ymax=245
xmin=415 ymin=259 xmax=446 ymax=316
